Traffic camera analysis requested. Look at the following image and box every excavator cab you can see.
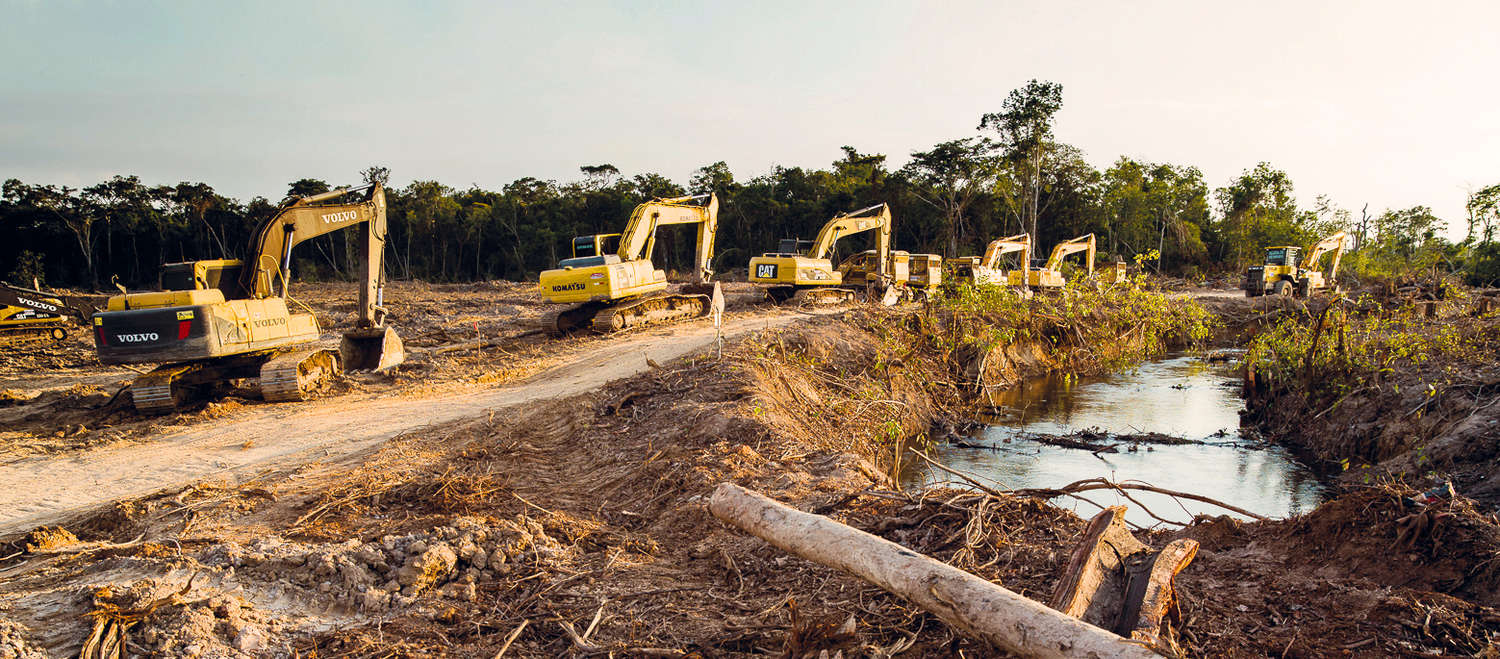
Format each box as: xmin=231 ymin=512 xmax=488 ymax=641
xmin=161 ymin=259 xmax=248 ymax=298
xmin=1263 ymin=247 xmax=1299 ymax=267
xmin=571 ymin=234 xmax=621 ymax=260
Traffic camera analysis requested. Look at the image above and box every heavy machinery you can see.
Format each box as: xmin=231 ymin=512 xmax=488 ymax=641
xmin=1019 ymin=234 xmax=1096 ymax=289
xmin=0 ymin=282 xmax=94 ymax=345
xmin=540 ymin=193 xmax=719 ymax=334
xmin=748 ymin=203 xmax=892 ymax=304
xmin=1244 ymin=231 xmax=1348 ymax=298
xmin=92 ymin=183 xmax=404 ymax=413
xmin=907 ymin=253 xmax=944 ymax=296
xmin=947 ymin=233 xmax=1031 ymax=288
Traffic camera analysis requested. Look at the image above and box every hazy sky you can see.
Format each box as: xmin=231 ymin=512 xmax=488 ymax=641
xmin=3 ymin=1 xmax=1496 ymax=236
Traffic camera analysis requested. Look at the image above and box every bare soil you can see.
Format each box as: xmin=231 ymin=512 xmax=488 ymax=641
xmin=0 ymin=282 xmax=1496 ymax=657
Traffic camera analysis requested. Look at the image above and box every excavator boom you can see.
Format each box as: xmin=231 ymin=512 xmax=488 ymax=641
xmin=615 ymin=193 xmax=719 ymax=284
xmin=982 ymin=233 xmax=1031 ymax=270
xmin=1301 ymin=231 xmax=1348 ymax=278
xmin=1043 ymin=234 xmax=1096 ymax=272
xmin=808 ymin=204 xmax=892 ymax=267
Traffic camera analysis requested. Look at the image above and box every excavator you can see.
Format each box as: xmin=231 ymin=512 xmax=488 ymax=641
xmin=1019 ymin=234 xmax=1096 ymax=290
xmin=749 ymin=203 xmax=892 ymax=304
xmin=539 ymin=193 xmax=719 ymax=334
xmin=0 ymin=282 xmax=94 ymax=345
xmin=92 ymin=183 xmax=404 ymax=413
xmin=1244 ymin=231 xmax=1348 ymax=298
xmin=947 ymin=233 xmax=1031 ymax=288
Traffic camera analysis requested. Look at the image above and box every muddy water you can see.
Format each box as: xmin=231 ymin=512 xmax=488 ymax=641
xmin=912 ymin=354 xmax=1332 ymax=527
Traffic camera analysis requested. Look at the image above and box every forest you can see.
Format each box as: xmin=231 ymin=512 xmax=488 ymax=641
xmin=5 ymin=80 xmax=1498 ymax=291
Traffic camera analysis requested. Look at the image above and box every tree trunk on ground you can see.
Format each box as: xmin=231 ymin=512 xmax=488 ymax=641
xmin=708 ymin=483 xmax=1160 ymax=659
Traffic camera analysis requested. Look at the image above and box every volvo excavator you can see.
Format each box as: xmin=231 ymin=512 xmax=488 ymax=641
xmin=0 ymin=282 xmax=94 ymax=345
xmin=1020 ymin=234 xmax=1096 ymax=290
xmin=947 ymin=233 xmax=1031 ymax=288
xmin=1244 ymin=231 xmax=1347 ymax=298
xmin=749 ymin=203 xmax=892 ymax=304
xmin=539 ymin=193 xmax=719 ymax=334
xmin=92 ymin=183 xmax=404 ymax=413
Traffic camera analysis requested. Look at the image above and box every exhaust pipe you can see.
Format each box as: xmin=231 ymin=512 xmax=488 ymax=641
xmin=341 ymin=326 xmax=405 ymax=372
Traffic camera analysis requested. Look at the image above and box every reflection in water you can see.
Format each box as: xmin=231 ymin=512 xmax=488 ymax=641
xmin=912 ymin=354 xmax=1332 ymax=527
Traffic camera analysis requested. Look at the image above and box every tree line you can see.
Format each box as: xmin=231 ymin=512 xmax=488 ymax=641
xmin=5 ymin=80 xmax=1498 ymax=291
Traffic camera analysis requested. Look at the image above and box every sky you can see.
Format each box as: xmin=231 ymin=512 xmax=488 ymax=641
xmin=3 ymin=0 xmax=1497 ymax=237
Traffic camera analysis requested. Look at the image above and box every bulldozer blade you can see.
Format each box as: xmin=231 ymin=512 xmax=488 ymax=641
xmin=341 ymin=326 xmax=405 ymax=372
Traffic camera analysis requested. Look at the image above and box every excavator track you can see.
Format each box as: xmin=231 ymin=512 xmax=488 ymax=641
xmin=591 ymin=293 xmax=709 ymax=333
xmin=0 ymin=325 xmax=68 ymax=347
xmin=791 ymin=287 xmax=857 ymax=305
xmin=261 ymin=347 xmax=343 ymax=402
xmin=131 ymin=362 xmax=210 ymax=414
xmin=543 ymin=302 xmax=608 ymax=337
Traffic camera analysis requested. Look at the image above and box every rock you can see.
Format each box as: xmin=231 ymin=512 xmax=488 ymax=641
xmin=361 ymin=588 xmax=390 ymax=610
xmin=408 ymin=540 xmax=429 ymax=554
xmin=396 ymin=544 xmax=457 ymax=593
xmin=235 ymin=626 xmax=265 ymax=653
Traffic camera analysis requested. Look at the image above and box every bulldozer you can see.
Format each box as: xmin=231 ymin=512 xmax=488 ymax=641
xmin=0 ymin=282 xmax=94 ymax=345
xmin=540 ymin=193 xmax=719 ymax=334
xmin=1244 ymin=231 xmax=1348 ymax=298
xmin=947 ymin=233 xmax=1031 ymax=288
xmin=1019 ymin=234 xmax=1096 ymax=290
xmin=92 ymin=183 xmax=404 ymax=413
xmin=749 ymin=203 xmax=892 ymax=304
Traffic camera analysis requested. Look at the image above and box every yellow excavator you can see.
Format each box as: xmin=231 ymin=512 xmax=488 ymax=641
xmin=1244 ymin=231 xmax=1348 ymax=298
xmin=0 ymin=282 xmax=94 ymax=345
xmin=749 ymin=203 xmax=892 ymax=304
xmin=947 ymin=233 xmax=1031 ymax=288
xmin=92 ymin=183 xmax=404 ymax=413
xmin=539 ymin=193 xmax=719 ymax=334
xmin=1019 ymin=233 xmax=1095 ymax=289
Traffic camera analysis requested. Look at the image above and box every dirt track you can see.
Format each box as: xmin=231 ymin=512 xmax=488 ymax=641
xmin=0 ymin=307 xmax=808 ymax=537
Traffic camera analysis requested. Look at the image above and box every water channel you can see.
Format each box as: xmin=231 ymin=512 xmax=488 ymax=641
xmin=909 ymin=353 xmax=1333 ymax=527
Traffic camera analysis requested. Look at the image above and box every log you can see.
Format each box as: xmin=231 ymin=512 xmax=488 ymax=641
xmin=708 ymin=483 xmax=1160 ymax=658
xmin=1051 ymin=507 xmax=1198 ymax=648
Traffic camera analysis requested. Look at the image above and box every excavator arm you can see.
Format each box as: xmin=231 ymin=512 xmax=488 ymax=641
xmin=809 ymin=203 xmax=892 ymax=277
xmin=1301 ymin=231 xmax=1348 ymax=281
xmin=982 ymin=233 xmax=1031 ymax=270
xmin=616 ymin=193 xmax=719 ymax=284
xmin=241 ymin=183 xmax=390 ymax=329
xmin=1043 ymin=234 xmax=1097 ymax=275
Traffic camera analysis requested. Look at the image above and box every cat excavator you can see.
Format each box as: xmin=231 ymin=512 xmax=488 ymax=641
xmin=92 ymin=183 xmax=404 ymax=413
xmin=1244 ymin=231 xmax=1348 ymax=298
xmin=1020 ymin=233 xmax=1096 ymax=289
xmin=0 ymin=282 xmax=94 ymax=345
xmin=947 ymin=233 xmax=1031 ymax=288
xmin=539 ymin=193 xmax=719 ymax=334
xmin=749 ymin=203 xmax=892 ymax=304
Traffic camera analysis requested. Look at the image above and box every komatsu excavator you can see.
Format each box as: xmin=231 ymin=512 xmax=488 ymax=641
xmin=539 ymin=193 xmax=718 ymax=334
xmin=1020 ymin=234 xmax=1096 ymax=289
xmin=947 ymin=233 xmax=1031 ymax=288
xmin=0 ymin=282 xmax=93 ymax=345
xmin=1244 ymin=231 xmax=1347 ymax=298
xmin=92 ymin=183 xmax=404 ymax=413
xmin=749 ymin=203 xmax=892 ymax=304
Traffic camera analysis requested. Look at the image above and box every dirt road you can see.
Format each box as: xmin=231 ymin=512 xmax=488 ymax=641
xmin=0 ymin=310 xmax=809 ymax=537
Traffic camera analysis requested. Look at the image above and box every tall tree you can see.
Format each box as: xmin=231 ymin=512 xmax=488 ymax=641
xmin=979 ymin=79 xmax=1065 ymax=241
xmin=899 ymin=138 xmax=995 ymax=255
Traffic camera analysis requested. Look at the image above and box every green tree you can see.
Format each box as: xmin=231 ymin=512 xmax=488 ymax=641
xmin=979 ymin=79 xmax=1065 ymax=241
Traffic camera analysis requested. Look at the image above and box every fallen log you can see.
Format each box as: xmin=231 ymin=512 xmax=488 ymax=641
xmin=708 ymin=482 xmax=1160 ymax=658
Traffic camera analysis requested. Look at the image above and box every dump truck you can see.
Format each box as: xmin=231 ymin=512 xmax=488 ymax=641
xmin=540 ymin=193 xmax=719 ymax=334
xmin=1244 ymin=231 xmax=1348 ymax=298
xmin=92 ymin=183 xmax=404 ymax=413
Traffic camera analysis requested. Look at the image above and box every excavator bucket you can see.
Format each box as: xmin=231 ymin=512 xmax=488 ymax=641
xmin=341 ymin=326 xmax=405 ymax=372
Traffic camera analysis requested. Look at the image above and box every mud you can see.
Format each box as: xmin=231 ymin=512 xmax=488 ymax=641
xmin=0 ymin=281 xmax=1496 ymax=657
